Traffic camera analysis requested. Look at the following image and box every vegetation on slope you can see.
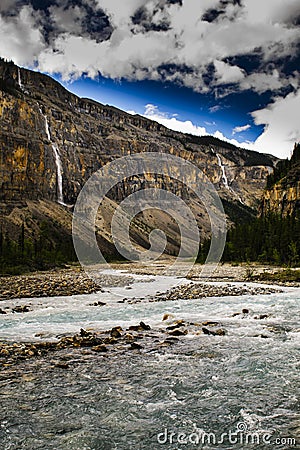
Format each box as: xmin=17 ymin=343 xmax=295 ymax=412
xmin=0 ymin=221 xmax=77 ymax=275
xmin=198 ymin=144 xmax=300 ymax=266
xmin=266 ymin=143 xmax=300 ymax=189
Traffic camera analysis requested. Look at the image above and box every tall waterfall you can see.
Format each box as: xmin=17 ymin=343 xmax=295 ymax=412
xmin=50 ymin=143 xmax=64 ymax=205
xmin=215 ymin=153 xmax=229 ymax=190
xmin=40 ymin=109 xmax=65 ymax=205
xmin=211 ymin=148 xmax=244 ymax=204
xmin=17 ymin=68 xmax=23 ymax=90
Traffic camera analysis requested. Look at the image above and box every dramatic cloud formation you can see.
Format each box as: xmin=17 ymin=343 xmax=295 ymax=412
xmin=0 ymin=0 xmax=299 ymax=157
xmin=0 ymin=5 xmax=45 ymax=66
xmin=2 ymin=1 xmax=298 ymax=88
xmin=252 ymin=90 xmax=300 ymax=158
xmin=214 ymin=61 xmax=245 ymax=86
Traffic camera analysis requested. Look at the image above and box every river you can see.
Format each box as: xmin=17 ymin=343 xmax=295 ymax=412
xmin=0 ymin=272 xmax=299 ymax=449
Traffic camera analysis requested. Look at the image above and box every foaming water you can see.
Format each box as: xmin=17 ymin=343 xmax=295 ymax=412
xmin=0 ymin=276 xmax=299 ymax=449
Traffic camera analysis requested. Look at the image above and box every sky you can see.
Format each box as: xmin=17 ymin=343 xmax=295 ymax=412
xmin=0 ymin=0 xmax=299 ymax=158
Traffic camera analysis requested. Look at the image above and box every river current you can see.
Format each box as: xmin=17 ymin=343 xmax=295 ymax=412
xmin=0 ymin=273 xmax=299 ymax=449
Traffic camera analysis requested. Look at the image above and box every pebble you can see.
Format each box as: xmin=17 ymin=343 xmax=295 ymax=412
xmin=139 ymin=321 xmax=151 ymax=331
xmin=168 ymin=328 xmax=187 ymax=336
xmin=0 ymin=316 xmax=186 ymax=365
xmin=130 ymin=342 xmax=143 ymax=350
xmin=12 ymin=305 xmax=30 ymax=313
xmin=0 ymin=320 xmax=163 ymax=365
xmin=56 ymin=363 xmax=69 ymax=369
xmin=111 ymin=327 xmax=122 ymax=338
xmin=202 ymin=321 xmax=219 ymax=327
xmin=254 ymin=314 xmax=269 ymax=320
xmin=166 ymin=322 xmax=185 ymax=330
xmin=91 ymin=345 xmax=108 ymax=353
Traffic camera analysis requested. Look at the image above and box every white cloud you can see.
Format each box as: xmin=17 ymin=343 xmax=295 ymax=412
xmin=213 ymin=130 xmax=254 ymax=151
xmin=1 ymin=0 xmax=299 ymax=96
xmin=242 ymin=0 xmax=300 ymax=25
xmin=96 ymin=0 xmax=145 ymax=29
xmin=27 ymin=0 xmax=299 ymax=95
xmin=39 ymin=34 xmax=104 ymax=80
xmin=239 ymin=70 xmax=298 ymax=94
xmin=49 ymin=4 xmax=86 ymax=35
xmin=209 ymin=105 xmax=222 ymax=113
xmin=214 ymin=60 xmax=245 ymax=85
xmin=0 ymin=5 xmax=45 ymax=66
xmin=143 ymin=102 xmax=299 ymax=159
xmin=232 ymin=124 xmax=251 ymax=135
xmin=38 ymin=29 xmax=176 ymax=81
xmin=140 ymin=102 xmax=299 ymax=159
xmin=251 ymin=90 xmax=300 ymax=158
xmin=143 ymin=104 xmax=208 ymax=135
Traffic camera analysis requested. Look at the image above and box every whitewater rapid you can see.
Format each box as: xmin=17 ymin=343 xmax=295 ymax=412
xmin=0 ymin=272 xmax=299 ymax=449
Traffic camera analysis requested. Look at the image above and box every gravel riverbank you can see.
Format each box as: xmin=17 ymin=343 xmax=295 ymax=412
xmin=125 ymin=282 xmax=282 ymax=304
xmin=0 ymin=266 xmax=134 ymax=300
xmin=0 ymin=262 xmax=296 ymax=301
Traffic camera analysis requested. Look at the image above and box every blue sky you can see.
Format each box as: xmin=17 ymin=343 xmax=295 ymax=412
xmin=1 ymin=0 xmax=299 ymax=158
xmin=59 ymin=74 xmax=265 ymax=143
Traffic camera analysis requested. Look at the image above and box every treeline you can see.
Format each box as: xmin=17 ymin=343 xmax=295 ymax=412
xmin=197 ymin=213 xmax=300 ymax=266
xmin=0 ymin=221 xmax=77 ymax=275
xmin=222 ymin=213 xmax=300 ymax=265
xmin=266 ymin=143 xmax=300 ymax=189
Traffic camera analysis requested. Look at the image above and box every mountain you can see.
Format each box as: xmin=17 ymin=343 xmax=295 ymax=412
xmin=0 ymin=59 xmax=278 ymax=268
xmin=221 ymin=144 xmax=300 ymax=265
xmin=261 ymin=143 xmax=300 ymax=216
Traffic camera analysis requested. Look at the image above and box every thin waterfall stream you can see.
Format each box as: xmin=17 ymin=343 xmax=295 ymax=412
xmin=40 ymin=109 xmax=65 ymax=205
xmin=212 ymin=148 xmax=245 ymax=204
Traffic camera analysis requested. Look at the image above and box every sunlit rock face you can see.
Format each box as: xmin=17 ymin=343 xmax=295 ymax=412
xmin=261 ymin=177 xmax=300 ymax=217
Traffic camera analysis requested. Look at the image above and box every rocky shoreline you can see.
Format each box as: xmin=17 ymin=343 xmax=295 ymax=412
xmin=124 ymin=281 xmax=281 ymax=304
xmin=0 ymin=266 xmax=134 ymax=300
xmin=0 ymin=262 xmax=296 ymax=301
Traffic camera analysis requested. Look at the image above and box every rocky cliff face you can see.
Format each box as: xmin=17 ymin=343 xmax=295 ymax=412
xmin=261 ymin=147 xmax=300 ymax=216
xmin=261 ymin=181 xmax=300 ymax=216
xmin=0 ymin=59 xmax=278 ymax=255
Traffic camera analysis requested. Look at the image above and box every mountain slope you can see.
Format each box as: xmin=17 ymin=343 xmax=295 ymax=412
xmin=222 ymin=144 xmax=300 ymax=265
xmin=261 ymin=143 xmax=300 ymax=216
xmin=0 ymin=59 xmax=278 ymax=265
